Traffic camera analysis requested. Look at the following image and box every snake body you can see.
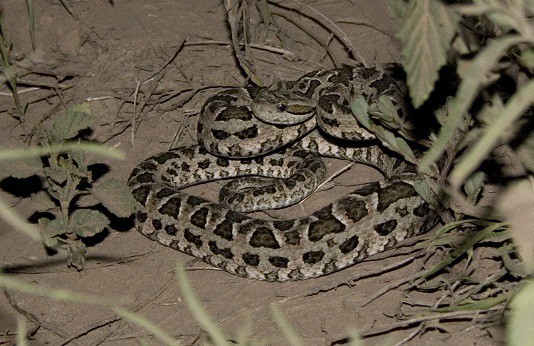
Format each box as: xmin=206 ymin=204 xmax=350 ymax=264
xmin=128 ymin=66 xmax=440 ymax=281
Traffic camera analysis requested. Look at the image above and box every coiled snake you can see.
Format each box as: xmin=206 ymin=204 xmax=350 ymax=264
xmin=128 ymin=66 xmax=440 ymax=282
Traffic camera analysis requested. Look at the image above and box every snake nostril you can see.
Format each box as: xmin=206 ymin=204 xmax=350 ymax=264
xmin=277 ymin=102 xmax=287 ymax=112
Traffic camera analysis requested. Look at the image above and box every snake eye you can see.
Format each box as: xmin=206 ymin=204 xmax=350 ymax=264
xmin=277 ymin=102 xmax=287 ymax=112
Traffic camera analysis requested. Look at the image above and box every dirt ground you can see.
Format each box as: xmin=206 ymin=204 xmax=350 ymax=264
xmin=0 ymin=1 xmax=506 ymax=345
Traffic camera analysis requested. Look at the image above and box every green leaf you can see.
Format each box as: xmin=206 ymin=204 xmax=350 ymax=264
xmin=69 ymin=151 xmax=90 ymax=177
xmin=69 ymin=209 xmax=109 ymax=237
xmin=43 ymin=165 xmax=69 ymax=185
xmin=256 ymin=0 xmax=273 ymax=26
xmin=351 ymin=96 xmax=419 ymax=165
xmin=43 ymin=235 xmax=59 ymax=249
xmin=0 ymin=156 xmax=42 ymax=178
xmin=501 ymin=245 xmax=528 ymax=278
xmin=91 ymin=178 xmax=137 ymax=217
xmin=38 ymin=216 xmax=68 ymax=238
xmin=67 ymin=240 xmax=86 ymax=271
xmin=463 ymin=171 xmax=485 ymax=204
xmin=451 ymin=34 xmax=472 ymax=55
xmin=397 ymin=0 xmax=458 ymax=107
xmin=58 ymin=156 xmax=80 ymax=177
xmin=350 ymin=96 xmax=370 ymax=126
xmin=50 ymin=103 xmax=95 ymax=142
xmin=414 ymin=178 xmax=440 ymax=210
xmin=507 ymin=278 xmax=534 ymax=346
xmin=369 ymin=95 xmax=402 ymax=130
xmin=394 ymin=136 xmax=417 ymax=162
xmin=31 ymin=191 xmax=58 ymax=211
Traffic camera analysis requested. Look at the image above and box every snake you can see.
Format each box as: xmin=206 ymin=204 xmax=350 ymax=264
xmin=128 ymin=65 xmax=440 ymax=282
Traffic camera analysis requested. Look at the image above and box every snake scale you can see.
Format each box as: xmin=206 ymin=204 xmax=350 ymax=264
xmin=128 ymin=65 xmax=440 ymax=282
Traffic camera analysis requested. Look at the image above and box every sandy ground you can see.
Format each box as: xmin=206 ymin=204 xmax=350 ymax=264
xmin=0 ymin=1 xmax=505 ymax=345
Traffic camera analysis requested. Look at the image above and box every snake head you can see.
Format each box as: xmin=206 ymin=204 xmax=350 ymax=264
xmin=250 ymin=88 xmax=316 ymax=125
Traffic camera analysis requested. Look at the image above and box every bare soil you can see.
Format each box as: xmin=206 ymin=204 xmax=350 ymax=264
xmin=0 ymin=1 xmax=505 ymax=345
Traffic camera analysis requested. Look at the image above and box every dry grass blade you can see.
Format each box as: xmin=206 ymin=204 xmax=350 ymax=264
xmin=224 ymin=0 xmax=262 ymax=85
xmin=450 ymin=79 xmax=534 ymax=188
xmin=113 ymin=307 xmax=180 ymax=346
xmin=25 ymin=0 xmax=35 ymax=50
xmin=267 ymin=0 xmax=367 ymax=66
xmin=419 ymin=34 xmax=525 ymax=172
xmin=270 ymin=304 xmax=303 ymax=346
xmin=269 ymin=8 xmax=339 ymax=66
xmin=0 ymin=274 xmax=121 ymax=306
xmin=359 ymin=306 xmax=503 ymax=338
xmin=175 ymin=263 xmax=230 ymax=346
xmin=57 ymin=0 xmax=78 ymax=20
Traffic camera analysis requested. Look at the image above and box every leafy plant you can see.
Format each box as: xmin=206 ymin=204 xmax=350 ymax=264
xmin=2 ymin=103 xmax=136 ymax=270
xmin=394 ymin=0 xmax=533 ymax=188
xmin=387 ymin=0 xmax=533 ymax=344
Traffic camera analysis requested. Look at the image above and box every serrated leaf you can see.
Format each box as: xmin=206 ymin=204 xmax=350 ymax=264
xmin=381 ymin=130 xmax=397 ymax=150
xmin=46 ymin=185 xmax=60 ymax=202
xmin=43 ymin=235 xmax=60 ymax=249
xmin=50 ymin=103 xmax=94 ymax=142
xmin=350 ymin=96 xmax=370 ymax=126
xmin=91 ymin=178 xmax=137 ymax=217
xmin=56 ymin=155 xmax=91 ymax=182
xmin=43 ymin=165 xmax=69 ymax=185
xmin=69 ymin=150 xmax=88 ymax=173
xmin=394 ymin=136 xmax=416 ymax=161
xmin=31 ymin=191 xmax=58 ymax=211
xmin=69 ymin=209 xmax=109 ymax=237
xmin=414 ymin=178 xmax=440 ymax=210
xmin=369 ymin=96 xmax=401 ymax=130
xmin=352 ymin=96 xmax=419 ymax=164
xmin=67 ymin=240 xmax=86 ymax=271
xmin=58 ymin=156 xmax=79 ymax=176
xmin=0 ymin=156 xmax=42 ymax=178
xmin=397 ymin=0 xmax=458 ymax=107
xmin=39 ymin=216 xmax=68 ymax=238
